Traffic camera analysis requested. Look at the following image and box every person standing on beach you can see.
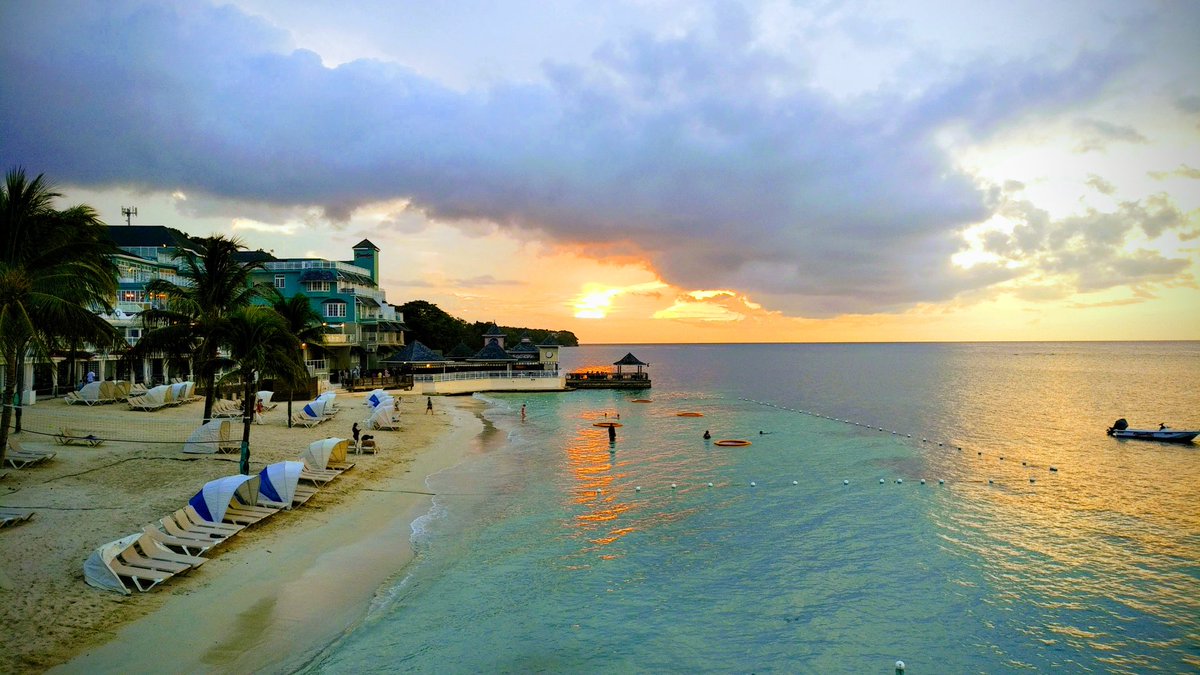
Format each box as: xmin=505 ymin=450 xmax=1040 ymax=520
xmin=426 ymin=396 xmax=433 ymax=414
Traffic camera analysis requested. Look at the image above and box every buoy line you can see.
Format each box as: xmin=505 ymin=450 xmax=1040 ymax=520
xmin=735 ymin=396 xmax=1052 ymax=474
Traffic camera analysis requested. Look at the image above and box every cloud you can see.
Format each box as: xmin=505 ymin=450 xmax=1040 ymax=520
xmin=0 ymin=0 xmax=1160 ymax=317
xmin=1149 ymin=164 xmax=1200 ymax=180
xmin=1073 ymin=117 xmax=1148 ymax=152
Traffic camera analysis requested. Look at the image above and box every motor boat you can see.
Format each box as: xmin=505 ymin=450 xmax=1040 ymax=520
xmin=1106 ymin=418 xmax=1199 ymax=444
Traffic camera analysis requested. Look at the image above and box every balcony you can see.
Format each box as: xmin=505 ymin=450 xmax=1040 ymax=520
xmin=322 ymin=333 xmax=358 ymax=346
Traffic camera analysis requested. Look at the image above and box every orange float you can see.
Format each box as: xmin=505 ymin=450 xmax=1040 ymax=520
xmin=676 ymin=412 xmax=704 ymax=417
xmin=593 ymin=422 xmax=623 ymax=428
xmin=632 ymin=399 xmax=652 ymax=403
xmin=714 ymin=439 xmax=751 ymax=447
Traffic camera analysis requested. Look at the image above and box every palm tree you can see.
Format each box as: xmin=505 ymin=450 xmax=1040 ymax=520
xmin=268 ymin=291 xmax=325 ymax=427
xmin=0 ymin=168 xmax=119 ymax=464
xmin=137 ymin=236 xmax=265 ymax=420
xmin=214 ymin=306 xmax=303 ymax=473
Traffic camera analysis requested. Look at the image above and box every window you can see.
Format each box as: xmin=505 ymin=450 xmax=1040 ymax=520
xmin=120 ymin=290 xmax=146 ymax=303
xmin=274 ymin=274 xmax=286 ymax=289
xmin=324 ymin=301 xmax=347 ymax=318
xmin=304 ymin=280 xmax=331 ymax=293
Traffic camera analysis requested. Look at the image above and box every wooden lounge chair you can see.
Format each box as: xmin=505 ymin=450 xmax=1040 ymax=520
xmin=355 ymin=438 xmax=378 ymax=454
xmin=299 ymin=467 xmax=341 ymax=485
xmin=0 ymin=507 xmax=35 ymax=528
xmin=63 ymin=391 xmax=85 ymax=405
xmin=54 ymin=428 xmax=104 ymax=447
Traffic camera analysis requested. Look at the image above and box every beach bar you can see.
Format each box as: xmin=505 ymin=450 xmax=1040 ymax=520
xmin=565 ymin=352 xmax=651 ymax=389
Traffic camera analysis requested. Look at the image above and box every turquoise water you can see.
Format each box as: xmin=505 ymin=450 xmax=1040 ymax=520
xmin=312 ymin=343 xmax=1200 ymax=672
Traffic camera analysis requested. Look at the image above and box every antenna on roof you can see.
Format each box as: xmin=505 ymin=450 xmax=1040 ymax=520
xmin=121 ymin=206 xmax=138 ymax=226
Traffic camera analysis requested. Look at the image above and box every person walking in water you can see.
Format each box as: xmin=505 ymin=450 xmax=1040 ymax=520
xmin=521 ymin=404 xmax=527 ymax=421
xmin=608 ymin=424 xmax=617 ymax=443
xmin=426 ymin=396 xmax=433 ymax=414
xmin=703 ymin=430 xmax=711 ymax=440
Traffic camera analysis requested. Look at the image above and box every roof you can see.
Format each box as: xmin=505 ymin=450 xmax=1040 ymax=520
xmin=509 ymin=340 xmax=539 ymax=353
xmin=447 ymin=342 xmax=476 ymax=359
xmin=470 ymin=338 xmax=515 ymax=361
xmin=352 ymin=239 xmax=380 ymax=251
xmin=481 ymin=323 xmax=506 ymax=337
xmin=537 ymin=335 xmax=561 ymax=347
xmin=382 ymin=340 xmax=446 ymax=363
xmin=614 ymin=352 xmax=649 ymax=366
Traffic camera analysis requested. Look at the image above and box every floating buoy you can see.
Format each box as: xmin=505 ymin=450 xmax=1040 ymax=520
xmin=750 ymin=481 xmax=757 ymax=487
xmin=593 ymin=422 xmax=623 ymax=428
xmin=1049 ymin=466 xmax=1058 ymax=472
xmin=920 ymin=479 xmax=926 ymax=485
xmin=792 ymin=480 xmax=798 ymax=485
xmin=896 ymin=478 xmax=903 ymax=484
xmin=632 ymin=399 xmax=652 ymax=403
xmin=880 ymin=478 xmax=885 ymax=484
xmin=896 ymin=660 xmax=905 ymax=673
xmin=1021 ymin=461 xmax=1027 ymax=466
xmin=671 ymin=483 xmax=677 ymax=489
xmin=635 ymin=486 xmax=641 ymax=492
xmin=1029 ymin=477 xmax=1036 ymax=484
xmin=999 ymin=456 xmax=1004 ymax=461
xmin=988 ymin=479 xmax=994 ymax=484
xmin=906 ymin=434 xmax=912 ymax=438
xmin=714 ymin=439 xmax=752 ymax=447
xmin=676 ymin=412 xmax=704 ymax=417
xmin=843 ymin=479 xmax=849 ymax=485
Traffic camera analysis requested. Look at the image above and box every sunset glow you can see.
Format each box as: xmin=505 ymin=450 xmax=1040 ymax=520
xmin=3 ymin=1 xmax=1197 ymax=342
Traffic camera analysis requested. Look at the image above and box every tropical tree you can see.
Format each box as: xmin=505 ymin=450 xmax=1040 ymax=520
xmin=214 ymin=306 xmax=304 ymax=473
xmin=267 ymin=290 xmax=325 ymax=427
xmin=137 ymin=235 xmax=265 ymax=419
xmin=0 ymin=168 xmax=119 ymax=464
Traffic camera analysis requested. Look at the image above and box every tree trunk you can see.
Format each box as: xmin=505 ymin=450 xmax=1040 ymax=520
xmin=14 ymin=354 xmax=24 ymax=433
xmin=240 ymin=380 xmax=255 ymax=475
xmin=0 ymin=357 xmax=18 ymax=466
xmin=201 ymin=346 xmax=218 ymax=420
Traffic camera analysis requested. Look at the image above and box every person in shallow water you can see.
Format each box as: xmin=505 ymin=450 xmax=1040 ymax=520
xmin=703 ymin=430 xmax=711 ymax=439
xmin=608 ymin=424 xmax=616 ymax=442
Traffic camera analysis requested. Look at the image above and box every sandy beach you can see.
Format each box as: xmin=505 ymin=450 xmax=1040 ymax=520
xmin=0 ymin=388 xmax=481 ymax=673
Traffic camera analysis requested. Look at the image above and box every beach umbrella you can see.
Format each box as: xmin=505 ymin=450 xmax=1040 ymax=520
xmin=182 ymin=419 xmax=231 ymax=454
xmin=302 ymin=398 xmax=326 ymax=418
xmin=300 ymin=437 xmax=348 ymax=470
xmin=258 ymin=461 xmax=303 ymax=506
xmin=188 ymin=474 xmax=259 ymax=523
xmin=366 ymin=389 xmax=385 ymax=406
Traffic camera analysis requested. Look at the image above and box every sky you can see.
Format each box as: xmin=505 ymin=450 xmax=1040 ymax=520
xmin=2 ymin=0 xmax=1198 ymax=343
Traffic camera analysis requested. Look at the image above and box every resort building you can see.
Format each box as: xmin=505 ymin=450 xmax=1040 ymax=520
xmin=14 ymin=226 xmax=405 ymax=400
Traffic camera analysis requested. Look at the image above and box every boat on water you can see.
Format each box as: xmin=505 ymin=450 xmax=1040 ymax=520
xmin=1106 ymin=418 xmax=1199 ymax=444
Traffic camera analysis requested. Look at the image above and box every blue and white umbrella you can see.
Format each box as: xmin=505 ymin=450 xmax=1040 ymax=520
xmin=302 ymin=398 xmax=326 ymax=418
xmin=258 ymin=461 xmax=303 ymax=506
xmin=188 ymin=474 xmax=259 ymax=523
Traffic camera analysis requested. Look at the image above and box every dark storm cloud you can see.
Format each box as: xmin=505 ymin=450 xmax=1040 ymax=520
xmin=0 ymin=1 xmax=1139 ymax=316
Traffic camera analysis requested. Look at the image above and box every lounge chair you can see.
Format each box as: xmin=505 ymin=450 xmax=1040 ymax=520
xmin=0 ymin=507 xmax=35 ymax=528
xmin=54 ymin=428 xmax=104 ymax=447
xmin=134 ymin=532 xmax=207 ymax=569
xmin=179 ymin=507 xmax=245 ymax=535
xmin=127 ymin=395 xmax=166 ymax=412
xmin=291 ymin=411 xmax=322 ymax=428
xmin=141 ymin=525 xmax=217 ymax=557
xmin=107 ymin=557 xmax=175 ymax=592
xmin=118 ymin=545 xmax=192 ymax=575
xmin=4 ymin=440 xmax=56 ymax=469
xmin=354 ymin=437 xmax=378 ymax=454
xmin=63 ymin=391 xmax=85 ymax=405
xmin=158 ymin=514 xmax=236 ymax=546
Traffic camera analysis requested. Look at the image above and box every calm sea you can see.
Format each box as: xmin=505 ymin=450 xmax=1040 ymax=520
xmin=310 ymin=342 xmax=1200 ymax=673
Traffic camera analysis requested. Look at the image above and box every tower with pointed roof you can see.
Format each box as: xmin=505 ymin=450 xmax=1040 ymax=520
xmin=353 ymin=239 xmax=380 ymax=283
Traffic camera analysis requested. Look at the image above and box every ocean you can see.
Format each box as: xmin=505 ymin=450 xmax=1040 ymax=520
xmin=310 ymin=342 xmax=1200 ymax=673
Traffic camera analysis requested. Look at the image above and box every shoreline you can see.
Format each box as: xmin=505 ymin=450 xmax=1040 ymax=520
xmin=0 ymin=390 xmax=486 ymax=672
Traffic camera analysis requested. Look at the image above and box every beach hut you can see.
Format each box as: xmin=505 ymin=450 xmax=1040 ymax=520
xmin=183 ymin=420 xmax=236 ymax=454
xmin=188 ymin=475 xmax=260 ymax=523
xmin=83 ymin=532 xmax=142 ymax=595
xmin=300 ymin=438 xmax=349 ymax=471
xmin=301 ymin=398 xmax=327 ymax=419
xmin=258 ymin=461 xmax=303 ymax=506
